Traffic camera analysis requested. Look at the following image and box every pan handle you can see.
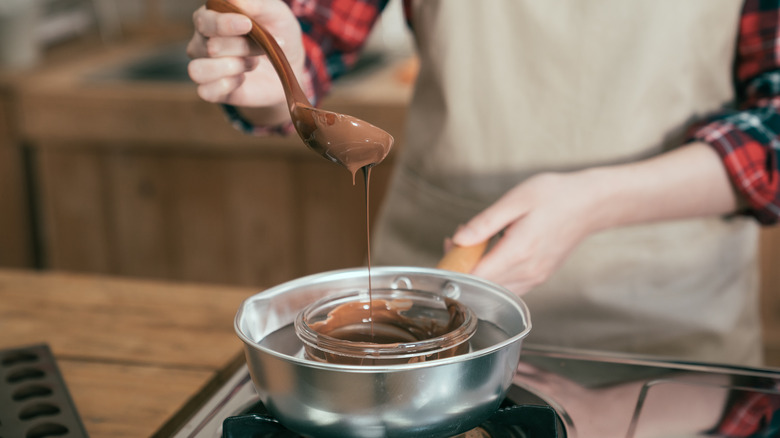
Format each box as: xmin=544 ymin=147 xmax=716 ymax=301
xmin=436 ymin=240 xmax=488 ymax=274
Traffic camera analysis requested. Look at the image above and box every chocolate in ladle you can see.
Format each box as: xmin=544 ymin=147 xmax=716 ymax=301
xmin=205 ymin=0 xmax=394 ymax=180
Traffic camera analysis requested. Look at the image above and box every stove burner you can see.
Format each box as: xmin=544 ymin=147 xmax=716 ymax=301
xmin=221 ymin=400 xmax=561 ymax=438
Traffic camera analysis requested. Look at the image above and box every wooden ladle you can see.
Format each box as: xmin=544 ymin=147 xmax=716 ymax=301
xmin=437 ymin=240 xmax=489 ymax=274
xmin=205 ymin=0 xmax=394 ymax=179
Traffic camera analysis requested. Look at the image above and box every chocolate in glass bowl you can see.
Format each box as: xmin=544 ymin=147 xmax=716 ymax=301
xmin=294 ymin=289 xmax=478 ymax=365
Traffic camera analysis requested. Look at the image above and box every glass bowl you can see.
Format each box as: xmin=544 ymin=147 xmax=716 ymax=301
xmin=294 ymin=288 xmax=477 ymax=365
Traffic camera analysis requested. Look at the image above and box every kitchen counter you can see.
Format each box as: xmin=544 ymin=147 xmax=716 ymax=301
xmin=0 ymin=268 xmax=256 ymax=437
xmin=6 ymin=267 xmax=780 ymax=438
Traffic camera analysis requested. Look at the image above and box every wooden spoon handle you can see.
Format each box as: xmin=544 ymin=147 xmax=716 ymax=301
xmin=205 ymin=0 xmax=310 ymax=109
xmin=436 ymin=241 xmax=488 ymax=274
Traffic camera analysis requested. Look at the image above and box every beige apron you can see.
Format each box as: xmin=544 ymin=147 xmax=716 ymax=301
xmin=371 ymin=0 xmax=763 ymax=365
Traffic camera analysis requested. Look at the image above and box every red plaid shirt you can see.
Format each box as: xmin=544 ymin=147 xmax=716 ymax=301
xmin=716 ymin=390 xmax=780 ymax=437
xmin=282 ymin=0 xmax=780 ymax=224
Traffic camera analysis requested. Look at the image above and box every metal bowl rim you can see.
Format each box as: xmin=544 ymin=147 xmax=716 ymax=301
xmin=234 ymin=266 xmax=532 ymax=372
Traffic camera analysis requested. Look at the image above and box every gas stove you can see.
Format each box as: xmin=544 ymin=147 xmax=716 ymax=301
xmin=167 ymin=345 xmax=780 ymax=438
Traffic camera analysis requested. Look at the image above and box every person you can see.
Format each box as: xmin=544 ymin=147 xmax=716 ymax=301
xmin=187 ymin=0 xmax=780 ymax=366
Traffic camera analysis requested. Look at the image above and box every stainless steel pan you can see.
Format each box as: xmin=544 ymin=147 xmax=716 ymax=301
xmin=235 ymin=266 xmax=531 ymax=438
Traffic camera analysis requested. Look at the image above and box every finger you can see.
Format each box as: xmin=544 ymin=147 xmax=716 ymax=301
xmin=474 ymin=254 xmax=549 ymax=297
xmin=188 ymin=31 xmax=264 ymax=61
xmin=189 ymin=7 xmax=254 ymax=59
xmin=188 ymin=56 xmax=258 ymax=85
xmin=186 ymin=31 xmax=209 ymax=59
xmin=228 ymin=0 xmax=302 ymax=48
xmin=470 ymin=224 xmax=542 ymax=292
xmin=453 ymin=190 xmax=530 ymax=246
xmin=195 ymin=8 xmax=252 ymax=38
xmin=442 ymin=237 xmax=454 ymax=254
xmin=206 ymin=35 xmax=265 ymax=57
xmin=196 ymin=75 xmax=247 ymax=103
xmin=471 ymin=231 xmax=523 ymax=280
xmin=231 ymin=0 xmax=293 ymax=24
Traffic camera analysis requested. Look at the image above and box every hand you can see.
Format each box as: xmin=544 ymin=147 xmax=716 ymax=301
xmin=452 ymin=172 xmax=601 ymax=295
xmin=451 ymin=142 xmax=740 ymax=296
xmin=186 ymin=0 xmax=306 ymax=109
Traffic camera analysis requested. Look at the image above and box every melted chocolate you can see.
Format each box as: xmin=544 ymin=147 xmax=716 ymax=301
xmin=303 ymin=295 xmax=472 ymax=365
xmin=363 ymin=167 xmax=375 ymax=331
xmin=310 ymin=298 xmax=466 ymax=344
xmin=294 ymin=105 xmax=393 ymax=182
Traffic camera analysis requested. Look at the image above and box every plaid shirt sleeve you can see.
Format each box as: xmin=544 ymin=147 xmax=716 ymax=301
xmin=285 ymin=0 xmax=390 ymax=102
xmin=688 ymin=0 xmax=780 ymax=225
xmin=223 ymin=0 xmax=389 ymax=136
xmin=715 ymin=390 xmax=780 ymax=437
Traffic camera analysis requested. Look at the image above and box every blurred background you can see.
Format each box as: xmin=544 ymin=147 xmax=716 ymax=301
xmin=1 ymin=0 xmax=780 ymax=365
xmin=0 ymin=0 xmax=414 ymax=284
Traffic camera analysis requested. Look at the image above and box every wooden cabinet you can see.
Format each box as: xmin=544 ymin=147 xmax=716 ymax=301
xmin=32 ymin=144 xmax=397 ymax=287
xmin=15 ymin=41 xmax=410 ymax=287
xmin=760 ymin=227 xmax=780 ymax=366
xmin=0 ymin=81 xmax=34 ymax=268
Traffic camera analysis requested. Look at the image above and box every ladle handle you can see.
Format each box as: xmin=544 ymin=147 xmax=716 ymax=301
xmin=436 ymin=240 xmax=488 ymax=274
xmin=205 ymin=0 xmax=311 ymax=110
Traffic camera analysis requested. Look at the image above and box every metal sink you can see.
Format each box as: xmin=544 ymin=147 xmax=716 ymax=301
xmin=87 ymin=42 xmax=192 ymax=83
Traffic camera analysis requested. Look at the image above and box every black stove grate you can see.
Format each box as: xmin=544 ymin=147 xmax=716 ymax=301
xmin=221 ymin=401 xmax=561 ymax=438
xmin=0 ymin=343 xmax=89 ymax=438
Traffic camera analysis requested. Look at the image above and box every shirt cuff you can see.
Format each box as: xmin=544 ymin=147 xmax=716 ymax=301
xmin=689 ymin=118 xmax=780 ymax=225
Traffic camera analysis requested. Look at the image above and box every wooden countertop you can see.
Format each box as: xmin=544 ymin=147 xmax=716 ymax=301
xmin=0 ymin=268 xmax=257 ymax=437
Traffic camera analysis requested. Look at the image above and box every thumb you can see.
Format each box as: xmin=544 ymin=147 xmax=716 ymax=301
xmin=452 ymin=191 xmax=529 ymax=246
xmin=452 ymin=220 xmax=498 ymax=247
